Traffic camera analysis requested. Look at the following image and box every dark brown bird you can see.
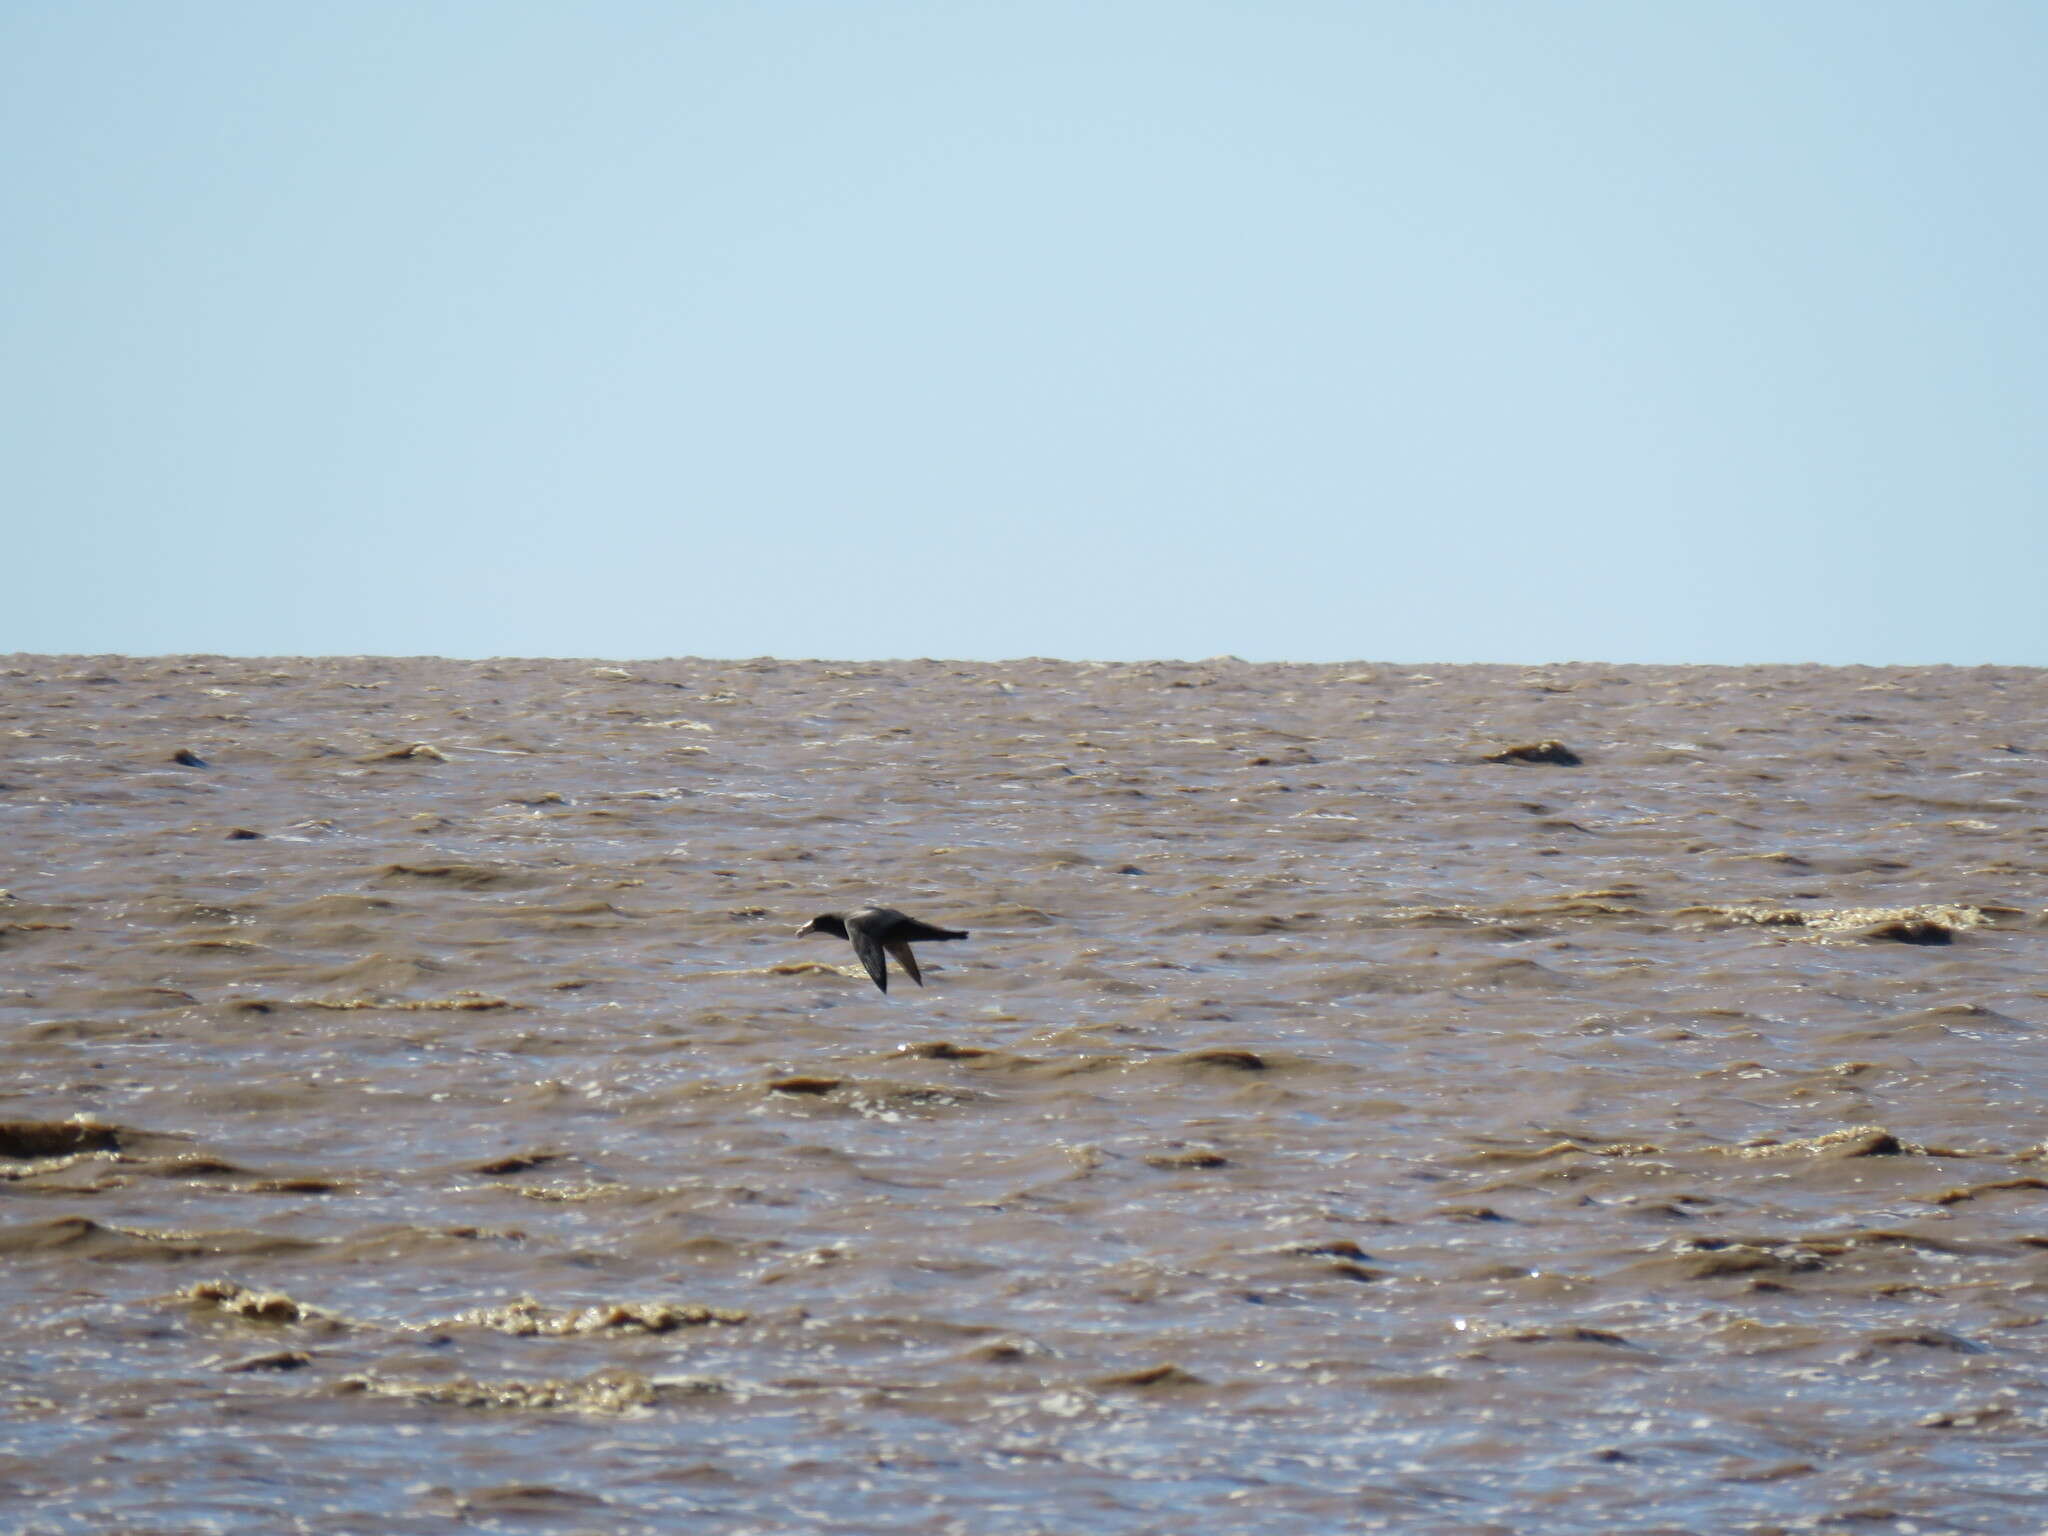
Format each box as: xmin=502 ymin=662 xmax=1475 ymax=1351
xmin=795 ymin=906 xmax=969 ymax=994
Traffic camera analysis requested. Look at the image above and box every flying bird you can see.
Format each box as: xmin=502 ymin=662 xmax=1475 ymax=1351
xmin=796 ymin=906 xmax=969 ymax=994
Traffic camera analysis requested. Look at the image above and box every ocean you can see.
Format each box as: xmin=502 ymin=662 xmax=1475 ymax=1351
xmin=3 ymin=654 xmax=2045 ymax=1534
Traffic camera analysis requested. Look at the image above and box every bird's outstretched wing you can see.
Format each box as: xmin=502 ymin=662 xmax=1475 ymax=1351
xmin=885 ymin=941 xmax=924 ymax=987
xmin=893 ymin=917 xmax=967 ymax=942
xmin=848 ymin=925 xmax=890 ymax=992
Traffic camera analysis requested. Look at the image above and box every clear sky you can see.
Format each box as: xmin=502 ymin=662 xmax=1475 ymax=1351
xmin=4 ymin=2 xmax=2043 ymax=663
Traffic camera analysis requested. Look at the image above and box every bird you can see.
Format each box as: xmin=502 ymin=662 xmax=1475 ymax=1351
xmin=795 ymin=906 xmax=969 ymax=994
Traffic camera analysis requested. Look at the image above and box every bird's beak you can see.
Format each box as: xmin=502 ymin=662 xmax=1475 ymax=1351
xmin=794 ymin=920 xmax=817 ymax=937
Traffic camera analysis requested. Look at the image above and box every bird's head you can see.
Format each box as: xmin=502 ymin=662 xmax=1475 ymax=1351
xmin=796 ymin=913 xmax=848 ymax=939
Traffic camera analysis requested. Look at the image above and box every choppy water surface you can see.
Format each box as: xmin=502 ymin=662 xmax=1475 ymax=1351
xmin=4 ymin=655 xmax=2047 ymax=1534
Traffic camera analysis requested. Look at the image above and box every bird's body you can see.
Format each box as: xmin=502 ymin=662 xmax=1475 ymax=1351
xmin=796 ymin=906 xmax=969 ymax=993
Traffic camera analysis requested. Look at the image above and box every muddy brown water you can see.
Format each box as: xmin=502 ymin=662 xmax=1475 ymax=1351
xmin=3 ymin=655 xmax=2048 ymax=1534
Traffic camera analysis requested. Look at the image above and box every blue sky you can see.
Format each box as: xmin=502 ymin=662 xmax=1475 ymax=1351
xmin=5 ymin=1 xmax=2043 ymax=663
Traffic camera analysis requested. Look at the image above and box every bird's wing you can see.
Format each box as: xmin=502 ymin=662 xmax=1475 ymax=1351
xmin=848 ymin=925 xmax=890 ymax=992
xmin=885 ymin=941 xmax=924 ymax=987
xmin=893 ymin=917 xmax=966 ymax=942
